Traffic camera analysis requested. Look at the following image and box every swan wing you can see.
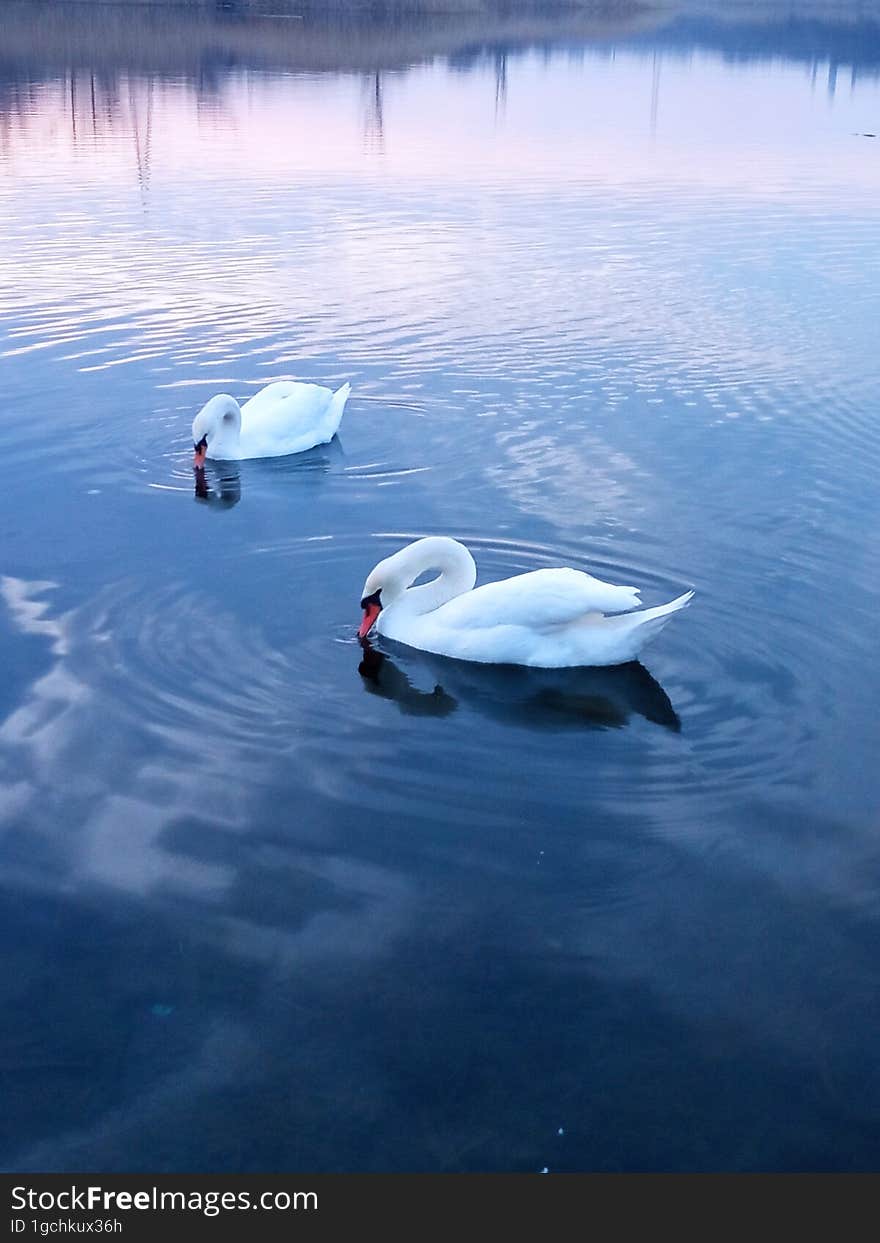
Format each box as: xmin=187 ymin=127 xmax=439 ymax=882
xmin=239 ymin=382 xmax=349 ymax=456
xmin=436 ymin=567 xmax=641 ymax=631
xmin=241 ymin=381 xmax=325 ymax=419
xmin=393 ymin=587 xmax=693 ymax=667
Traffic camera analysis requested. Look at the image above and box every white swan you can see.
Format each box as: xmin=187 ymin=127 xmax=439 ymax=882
xmin=192 ymin=380 xmax=350 ymax=464
xmin=358 ymin=536 xmax=694 ymax=668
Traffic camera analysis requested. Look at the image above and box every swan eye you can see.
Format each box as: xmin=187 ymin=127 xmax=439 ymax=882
xmin=194 ymin=435 xmax=208 ymax=452
xmin=360 ymin=589 xmax=382 ymax=610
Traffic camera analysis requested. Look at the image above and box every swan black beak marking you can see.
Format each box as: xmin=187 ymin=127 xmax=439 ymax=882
xmin=193 ymin=435 xmax=208 ymax=468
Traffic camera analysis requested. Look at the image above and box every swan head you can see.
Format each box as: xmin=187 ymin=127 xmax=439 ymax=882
xmin=191 ymin=394 xmax=242 ymax=466
xmin=357 ymin=537 xmax=476 ymax=637
xmin=358 ymin=549 xmax=410 ymax=637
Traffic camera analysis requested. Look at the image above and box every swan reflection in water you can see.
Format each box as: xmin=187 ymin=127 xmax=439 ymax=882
xmin=192 ymin=438 xmax=344 ymax=508
xmin=359 ymin=638 xmax=458 ymax=717
xmin=193 ymin=462 xmax=241 ymax=509
xmin=358 ymin=638 xmax=680 ymax=731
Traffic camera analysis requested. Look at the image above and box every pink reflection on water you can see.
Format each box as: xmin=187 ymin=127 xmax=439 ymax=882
xmin=1 ymin=50 xmax=878 ymax=201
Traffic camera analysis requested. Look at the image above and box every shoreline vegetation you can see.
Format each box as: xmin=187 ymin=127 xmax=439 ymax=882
xmin=0 ymin=0 xmax=877 ymax=81
xmin=0 ymin=1 xmax=667 ymax=78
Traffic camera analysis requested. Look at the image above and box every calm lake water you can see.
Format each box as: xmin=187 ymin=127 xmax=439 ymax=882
xmin=1 ymin=1 xmax=879 ymax=1172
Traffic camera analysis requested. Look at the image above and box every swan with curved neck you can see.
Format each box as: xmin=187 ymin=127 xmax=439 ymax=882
xmin=191 ymin=380 xmax=350 ymax=464
xmin=358 ymin=536 xmax=693 ymax=668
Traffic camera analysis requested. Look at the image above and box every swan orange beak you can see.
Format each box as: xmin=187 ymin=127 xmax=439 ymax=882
xmin=193 ymin=436 xmax=208 ymax=468
xmin=358 ymin=602 xmax=381 ymax=639
xmin=358 ymin=590 xmax=382 ymax=638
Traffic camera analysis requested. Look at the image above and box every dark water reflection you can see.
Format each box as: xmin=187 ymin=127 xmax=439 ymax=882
xmin=359 ymin=637 xmax=681 ymax=730
xmin=358 ymin=639 xmax=459 ymax=718
xmin=194 ymin=462 xmax=241 ymax=508
xmin=1 ymin=1 xmax=880 ymax=1173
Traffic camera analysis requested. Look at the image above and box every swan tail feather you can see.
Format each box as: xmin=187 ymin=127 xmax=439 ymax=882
xmin=325 ymin=382 xmax=351 ymax=437
xmin=626 ymin=590 xmax=694 ymax=642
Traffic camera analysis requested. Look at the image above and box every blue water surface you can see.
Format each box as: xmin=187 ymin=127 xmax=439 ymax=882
xmin=1 ymin=0 xmax=879 ymax=1172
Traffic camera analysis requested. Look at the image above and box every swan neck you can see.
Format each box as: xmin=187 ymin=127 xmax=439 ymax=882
xmin=208 ymin=397 xmax=242 ymax=455
xmin=398 ymin=539 xmax=476 ymax=617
